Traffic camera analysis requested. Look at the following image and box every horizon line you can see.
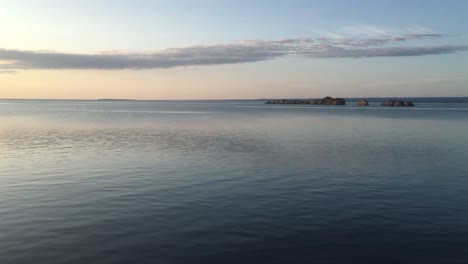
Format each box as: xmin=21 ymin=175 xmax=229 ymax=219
xmin=2 ymin=96 xmax=468 ymax=101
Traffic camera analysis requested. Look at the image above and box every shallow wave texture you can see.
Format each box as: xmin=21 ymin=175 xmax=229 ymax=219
xmin=1 ymin=99 xmax=468 ymax=264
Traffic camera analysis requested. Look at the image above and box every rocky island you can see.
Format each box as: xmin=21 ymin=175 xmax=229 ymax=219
xmin=266 ymin=96 xmax=346 ymax=105
xmin=357 ymin=99 xmax=369 ymax=106
xmin=381 ymin=100 xmax=414 ymax=107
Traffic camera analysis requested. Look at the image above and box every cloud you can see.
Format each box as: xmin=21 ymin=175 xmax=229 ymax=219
xmin=364 ymin=75 xmax=468 ymax=87
xmin=335 ymin=25 xmax=438 ymax=37
xmin=0 ymin=70 xmax=17 ymax=74
xmin=302 ymin=45 xmax=468 ymax=58
xmin=0 ymin=29 xmax=466 ymax=70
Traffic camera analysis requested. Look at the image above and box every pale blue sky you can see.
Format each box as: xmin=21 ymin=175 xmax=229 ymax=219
xmin=0 ymin=0 xmax=467 ymax=99
xmin=2 ymin=0 xmax=467 ymax=50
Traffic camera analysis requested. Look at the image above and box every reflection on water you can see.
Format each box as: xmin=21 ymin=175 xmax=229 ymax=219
xmin=1 ymin=100 xmax=468 ymax=264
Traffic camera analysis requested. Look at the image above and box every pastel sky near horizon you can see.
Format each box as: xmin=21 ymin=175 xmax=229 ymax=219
xmin=1 ymin=0 xmax=467 ymax=99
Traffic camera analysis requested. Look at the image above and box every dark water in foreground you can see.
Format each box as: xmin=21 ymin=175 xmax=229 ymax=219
xmin=1 ymin=100 xmax=468 ymax=264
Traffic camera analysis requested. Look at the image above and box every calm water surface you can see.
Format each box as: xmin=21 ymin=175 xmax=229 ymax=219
xmin=1 ymin=100 xmax=468 ymax=263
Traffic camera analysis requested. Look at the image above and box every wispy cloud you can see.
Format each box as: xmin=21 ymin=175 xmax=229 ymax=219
xmin=0 ymin=70 xmax=17 ymax=74
xmin=0 ymin=27 xmax=466 ymax=70
xmin=333 ymin=25 xmax=438 ymax=38
xmin=364 ymin=73 xmax=468 ymax=87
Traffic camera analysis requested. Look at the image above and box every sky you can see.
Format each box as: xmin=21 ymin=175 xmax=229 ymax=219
xmin=0 ymin=0 xmax=467 ymax=99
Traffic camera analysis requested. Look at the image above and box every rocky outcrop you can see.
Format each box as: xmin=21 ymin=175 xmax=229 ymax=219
xmin=266 ymin=96 xmax=346 ymax=105
xmin=381 ymin=100 xmax=414 ymax=107
xmin=357 ymin=99 xmax=369 ymax=106
xmin=318 ymin=97 xmax=346 ymax=105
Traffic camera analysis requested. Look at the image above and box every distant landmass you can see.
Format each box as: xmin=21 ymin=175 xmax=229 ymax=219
xmin=1 ymin=97 xmax=467 ymax=103
xmin=266 ymin=96 xmax=346 ymax=105
xmin=346 ymin=97 xmax=468 ymax=103
xmin=260 ymin=97 xmax=468 ymax=104
xmin=380 ymin=100 xmax=414 ymax=107
xmin=97 ymin=99 xmax=137 ymax=102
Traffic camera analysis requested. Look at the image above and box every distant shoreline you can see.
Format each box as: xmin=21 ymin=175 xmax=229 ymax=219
xmin=97 ymin=99 xmax=137 ymax=102
xmin=345 ymin=97 xmax=468 ymax=103
xmin=261 ymin=97 xmax=468 ymax=104
xmin=1 ymin=97 xmax=468 ymax=103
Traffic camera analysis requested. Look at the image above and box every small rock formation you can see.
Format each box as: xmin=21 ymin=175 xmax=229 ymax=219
xmin=266 ymin=96 xmax=346 ymax=105
xmin=357 ymin=99 xmax=369 ymax=106
xmin=318 ymin=96 xmax=346 ymax=105
xmin=381 ymin=100 xmax=414 ymax=107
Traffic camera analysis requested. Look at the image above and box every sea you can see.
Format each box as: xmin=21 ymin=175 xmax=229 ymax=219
xmin=1 ymin=99 xmax=468 ymax=264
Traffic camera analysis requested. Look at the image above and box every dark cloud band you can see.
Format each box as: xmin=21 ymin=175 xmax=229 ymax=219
xmin=0 ymin=33 xmax=466 ymax=70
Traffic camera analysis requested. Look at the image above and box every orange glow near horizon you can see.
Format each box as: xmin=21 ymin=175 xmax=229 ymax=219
xmin=1 ymin=57 xmax=467 ymax=100
xmin=0 ymin=60 xmax=334 ymax=100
